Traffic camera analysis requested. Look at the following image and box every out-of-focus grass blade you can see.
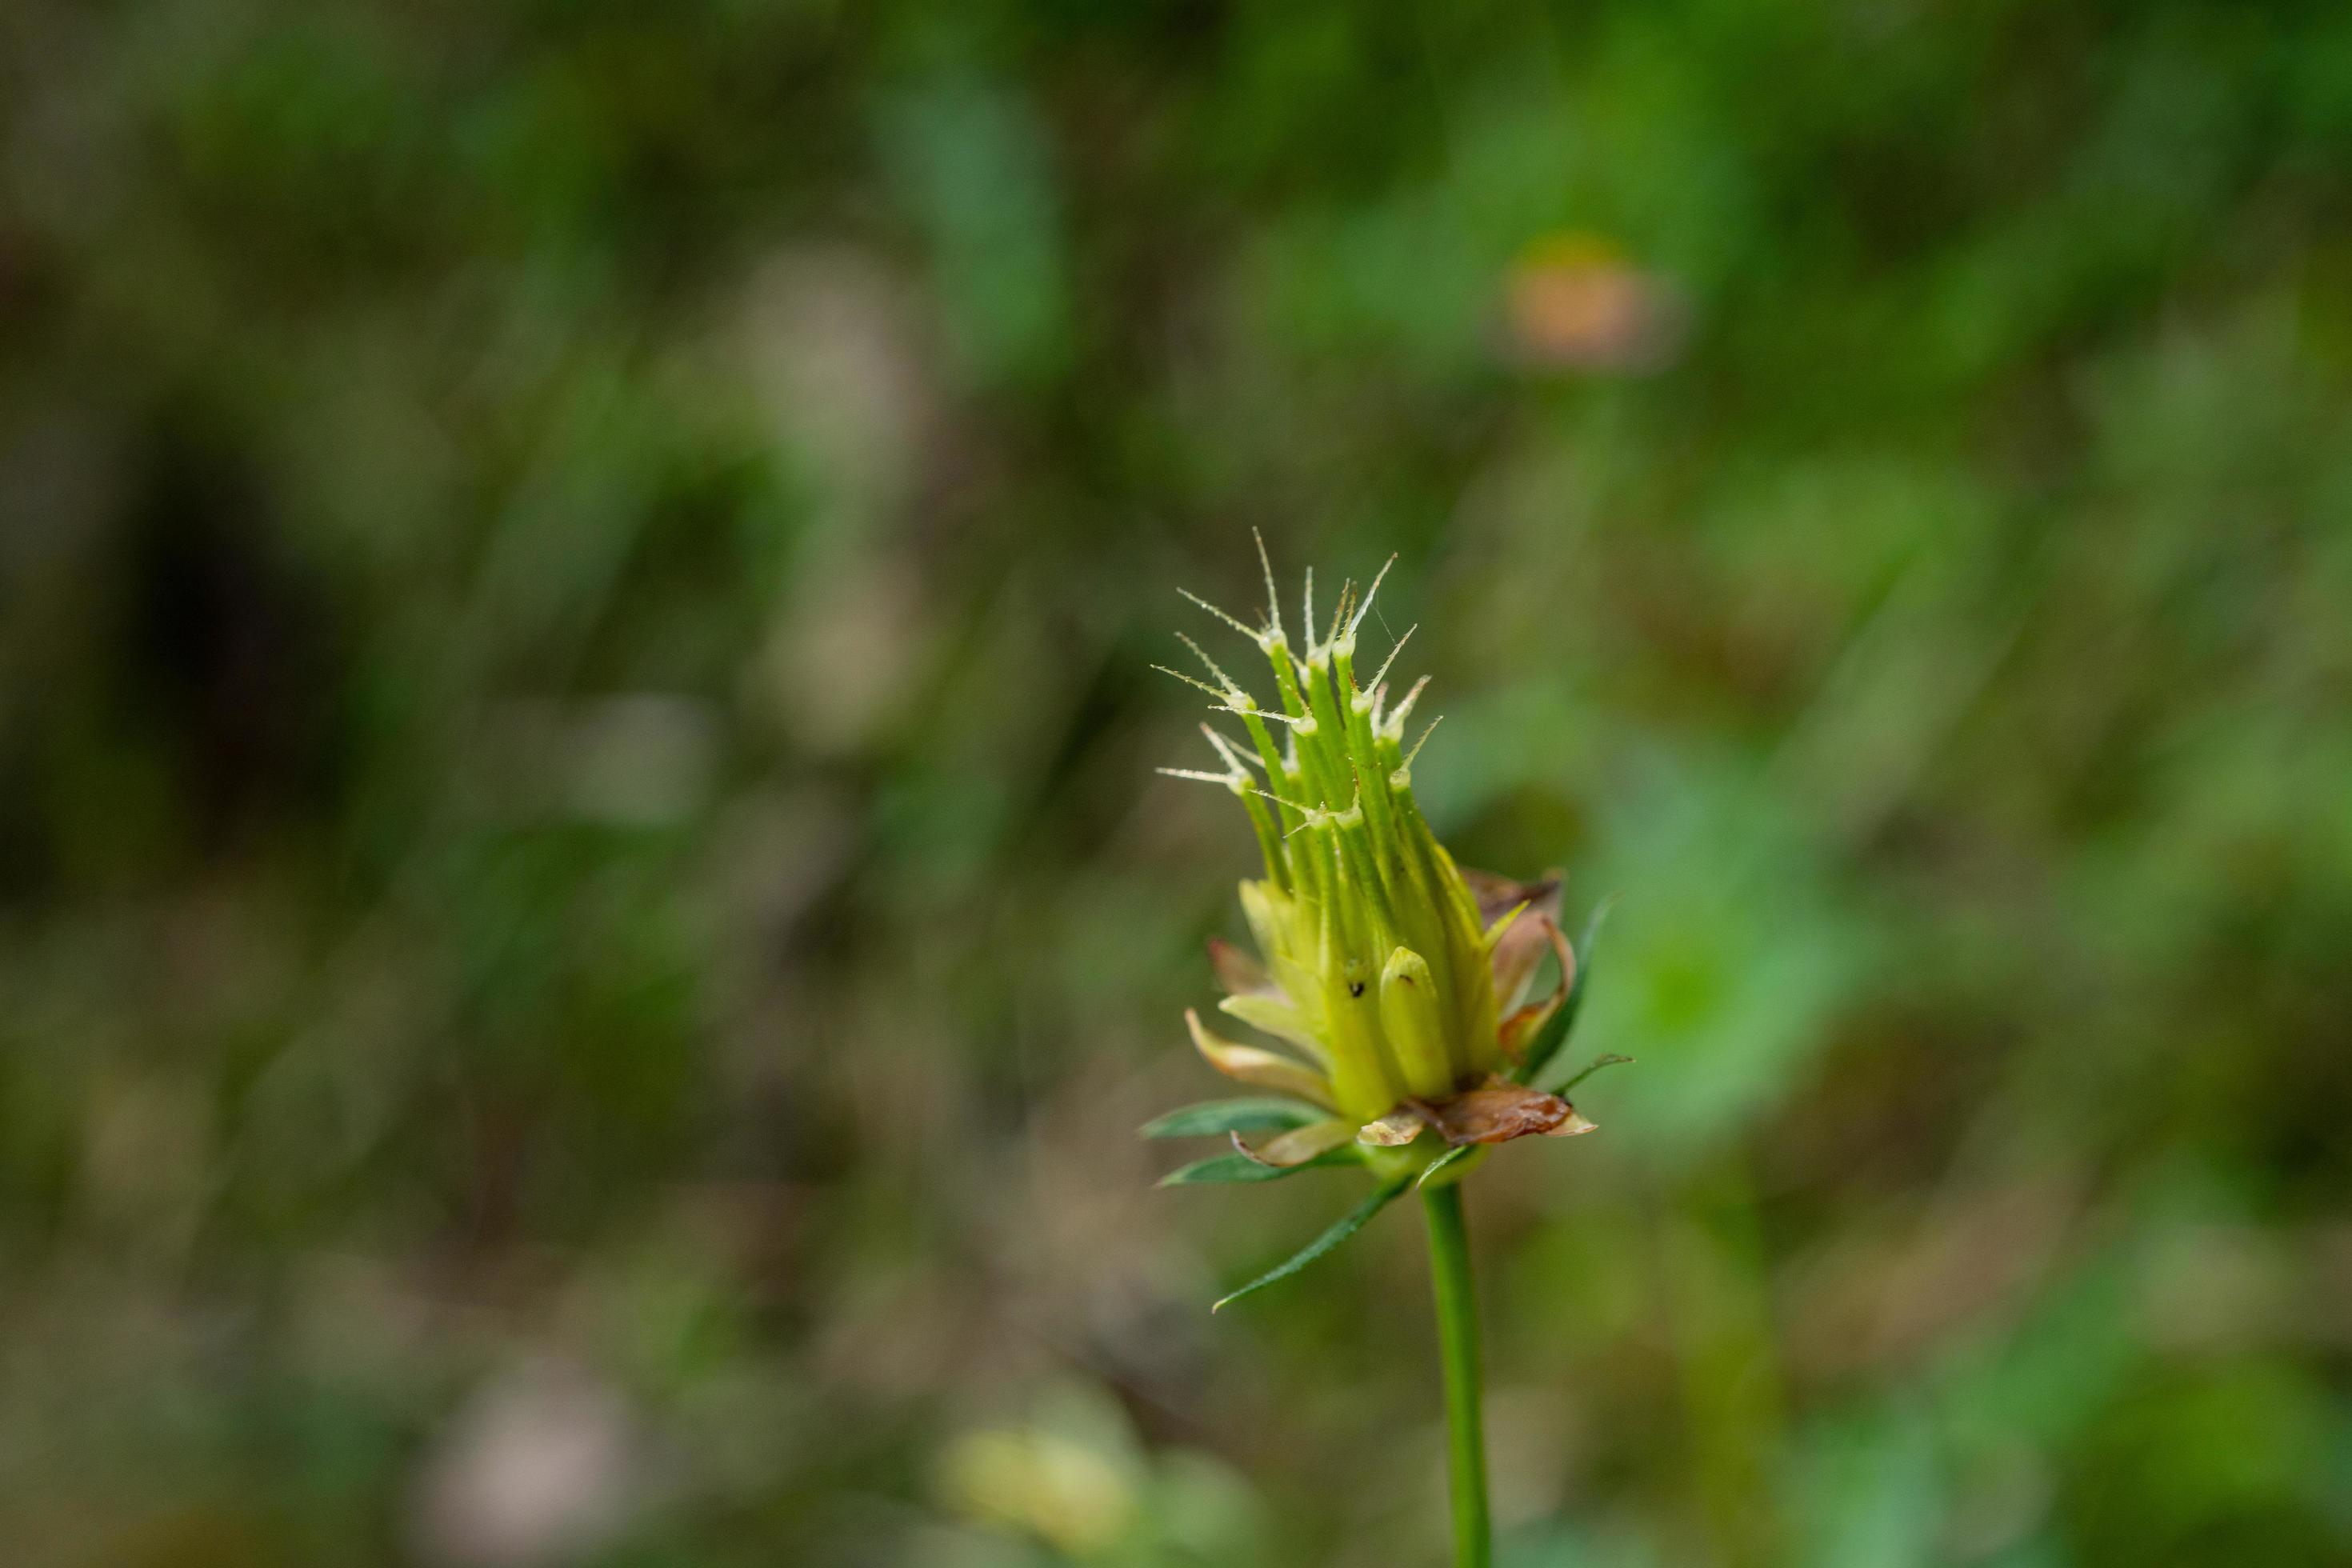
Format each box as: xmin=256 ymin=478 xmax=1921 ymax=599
xmin=1212 ymin=1174 xmax=1413 ymax=1310
xmin=1139 ymin=1097 xmax=1324 ymax=1139
xmin=1513 ymin=893 xmax=1618 ymax=1089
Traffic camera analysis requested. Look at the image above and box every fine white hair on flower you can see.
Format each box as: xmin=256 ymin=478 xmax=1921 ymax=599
xmin=1362 ymin=626 xmax=1415 ymax=700
xmin=1254 ymin=528 xmax=1286 ymax=646
xmin=1382 ymin=674 xmax=1432 ymax=740
xmin=1201 ymin=726 xmax=1262 ymax=776
xmin=1156 ymin=766 xmax=1243 ymax=789
xmin=1343 ymin=554 xmax=1397 ymax=646
xmin=1400 ymin=714 xmax=1443 ymax=771
xmin=1179 ymin=586 xmax=1278 ymax=651
xmin=1174 ymin=631 xmax=1249 ymax=701
xmin=1151 ymin=662 xmax=1230 ymax=702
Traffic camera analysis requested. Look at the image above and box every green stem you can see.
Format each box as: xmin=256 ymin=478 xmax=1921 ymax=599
xmin=1422 ymin=1183 xmax=1491 ymax=1568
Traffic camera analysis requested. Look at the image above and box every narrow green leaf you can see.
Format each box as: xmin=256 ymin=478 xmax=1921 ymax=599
xmin=1555 ymin=1053 xmax=1634 ymax=1094
xmin=1512 ymin=892 xmax=1618 ymax=1088
xmin=1213 ymin=1175 xmax=1412 ymax=1310
xmin=1139 ymin=1097 xmax=1323 ymax=1139
xmin=1158 ymin=1146 xmax=1358 ymax=1186
xmin=1414 ymin=1145 xmax=1478 ymax=1189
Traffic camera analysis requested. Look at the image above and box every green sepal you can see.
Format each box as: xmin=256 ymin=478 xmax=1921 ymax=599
xmin=1158 ymin=1146 xmax=1361 ymax=1186
xmin=1511 ymin=893 xmax=1617 ymax=1088
xmin=1140 ymin=1098 xmax=1324 ymax=1139
xmin=1212 ymin=1174 xmax=1413 ymax=1310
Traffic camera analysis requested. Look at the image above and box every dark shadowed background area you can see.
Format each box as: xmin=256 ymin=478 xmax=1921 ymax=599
xmin=5 ymin=2 xmax=2352 ymax=1565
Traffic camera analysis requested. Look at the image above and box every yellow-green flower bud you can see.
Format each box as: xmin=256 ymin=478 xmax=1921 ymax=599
xmin=1162 ymin=544 xmax=1597 ymax=1153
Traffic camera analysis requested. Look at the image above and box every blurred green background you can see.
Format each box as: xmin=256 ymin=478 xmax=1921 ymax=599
xmin=6 ymin=1 xmax=2352 ymax=1564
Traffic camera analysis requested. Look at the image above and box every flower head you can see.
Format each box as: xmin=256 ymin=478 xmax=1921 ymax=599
xmin=1154 ymin=543 xmax=1606 ymax=1190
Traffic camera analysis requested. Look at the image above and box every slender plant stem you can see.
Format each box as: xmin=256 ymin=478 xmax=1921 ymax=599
xmin=1422 ymin=1183 xmax=1491 ymax=1568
